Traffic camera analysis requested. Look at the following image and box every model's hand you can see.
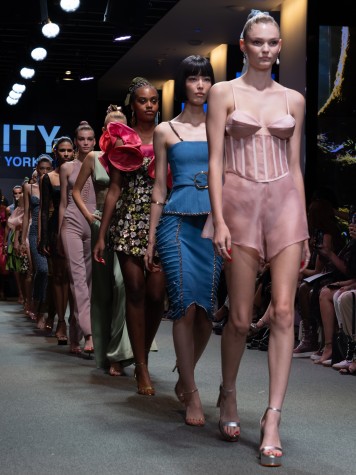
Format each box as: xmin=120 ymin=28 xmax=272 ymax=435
xmin=144 ymin=242 xmax=161 ymax=272
xmin=349 ymin=223 xmax=356 ymax=239
xmin=19 ymin=242 xmax=27 ymax=255
xmin=213 ymin=222 xmax=232 ymax=261
xmin=93 ymin=237 xmax=106 ymax=264
xmin=300 ymin=239 xmax=311 ymax=272
xmin=86 ymin=213 xmax=101 ymax=226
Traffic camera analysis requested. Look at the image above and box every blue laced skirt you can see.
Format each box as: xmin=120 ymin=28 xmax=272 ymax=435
xmin=156 ymin=214 xmax=222 ymax=321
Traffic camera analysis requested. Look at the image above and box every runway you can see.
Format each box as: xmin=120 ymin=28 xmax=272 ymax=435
xmin=0 ymin=299 xmax=354 ymax=475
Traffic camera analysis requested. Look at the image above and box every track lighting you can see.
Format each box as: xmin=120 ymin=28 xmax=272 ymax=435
xmin=20 ymin=67 xmax=35 ymax=79
xmin=31 ymin=47 xmax=47 ymax=61
xmin=12 ymin=84 xmax=26 ymax=93
xmin=42 ymin=19 xmax=60 ymax=38
xmin=60 ymin=0 xmax=80 ymax=12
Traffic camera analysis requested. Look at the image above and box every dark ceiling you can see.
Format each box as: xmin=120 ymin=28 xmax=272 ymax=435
xmin=0 ymin=0 xmax=179 ymax=87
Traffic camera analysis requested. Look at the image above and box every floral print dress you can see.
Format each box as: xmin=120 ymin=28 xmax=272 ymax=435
xmin=109 ymin=152 xmax=154 ymax=257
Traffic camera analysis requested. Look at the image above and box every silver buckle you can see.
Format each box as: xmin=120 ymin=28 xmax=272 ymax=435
xmin=194 ymin=171 xmax=208 ymax=189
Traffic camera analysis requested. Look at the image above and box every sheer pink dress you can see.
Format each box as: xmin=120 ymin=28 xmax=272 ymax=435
xmin=203 ymin=85 xmax=309 ymax=261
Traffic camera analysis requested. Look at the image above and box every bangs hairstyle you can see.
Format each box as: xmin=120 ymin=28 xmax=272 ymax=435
xmin=174 ymin=55 xmax=215 ymax=103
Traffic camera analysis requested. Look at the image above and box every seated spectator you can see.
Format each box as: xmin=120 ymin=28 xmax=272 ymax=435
xmin=293 ymin=188 xmax=346 ymax=358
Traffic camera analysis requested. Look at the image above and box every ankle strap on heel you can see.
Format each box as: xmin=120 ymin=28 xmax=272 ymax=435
xmin=183 ymin=388 xmax=198 ymax=395
xmin=220 ymin=384 xmax=235 ymax=393
xmin=267 ymin=406 xmax=282 ymax=413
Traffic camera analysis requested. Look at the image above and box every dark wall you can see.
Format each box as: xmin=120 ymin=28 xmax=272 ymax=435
xmin=305 ymin=0 xmax=356 ymax=205
xmin=0 ymin=78 xmax=110 ymax=200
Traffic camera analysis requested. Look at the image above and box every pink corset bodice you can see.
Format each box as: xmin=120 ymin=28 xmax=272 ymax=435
xmin=225 ymin=88 xmax=296 ymax=182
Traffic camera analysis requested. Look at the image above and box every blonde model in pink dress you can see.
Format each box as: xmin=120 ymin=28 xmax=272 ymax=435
xmin=203 ymin=85 xmax=308 ymax=259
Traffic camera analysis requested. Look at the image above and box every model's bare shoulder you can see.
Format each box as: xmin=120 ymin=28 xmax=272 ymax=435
xmin=153 ymin=121 xmax=170 ymax=138
xmin=286 ymin=88 xmax=305 ymax=106
xmin=208 ymin=81 xmax=234 ymax=109
xmin=209 ymin=81 xmax=231 ymax=96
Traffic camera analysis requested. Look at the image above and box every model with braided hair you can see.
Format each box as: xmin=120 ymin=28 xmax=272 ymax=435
xmin=93 ymin=78 xmax=166 ymax=395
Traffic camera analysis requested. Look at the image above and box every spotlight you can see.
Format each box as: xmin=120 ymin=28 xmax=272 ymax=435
xmin=42 ymin=19 xmax=60 ymax=38
xmin=9 ymin=90 xmax=22 ymax=100
xmin=12 ymin=83 xmax=26 ymax=93
xmin=60 ymin=0 xmax=80 ymax=12
xmin=31 ymin=47 xmax=47 ymax=61
xmin=20 ymin=67 xmax=35 ymax=79
xmin=6 ymin=96 xmax=18 ymax=105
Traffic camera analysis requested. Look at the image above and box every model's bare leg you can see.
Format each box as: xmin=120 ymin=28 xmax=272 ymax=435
xmin=173 ymin=306 xmax=212 ymax=424
xmin=261 ymin=243 xmax=302 ymax=457
xmin=144 ymin=269 xmax=166 ymax=358
xmin=220 ymin=245 xmax=260 ymax=437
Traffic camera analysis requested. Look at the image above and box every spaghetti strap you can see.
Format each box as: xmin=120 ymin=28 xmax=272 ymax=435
xmin=168 ymin=121 xmax=184 ymax=142
xmin=284 ymin=88 xmax=290 ymax=115
xmin=230 ymin=83 xmax=238 ymax=110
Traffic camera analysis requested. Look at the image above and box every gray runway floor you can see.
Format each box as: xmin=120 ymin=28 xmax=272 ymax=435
xmin=0 ymin=299 xmax=355 ymax=475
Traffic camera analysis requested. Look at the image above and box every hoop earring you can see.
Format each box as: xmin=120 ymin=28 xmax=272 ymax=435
xmin=276 ymin=57 xmax=280 ymax=65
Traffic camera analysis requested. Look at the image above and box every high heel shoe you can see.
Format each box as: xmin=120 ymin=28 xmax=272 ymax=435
xmin=55 ymin=320 xmax=68 ymax=346
xmin=69 ymin=344 xmax=82 ymax=355
xmin=259 ymin=407 xmax=283 ymax=467
xmin=134 ymin=362 xmax=155 ymax=396
xmin=183 ymin=388 xmax=205 ymax=426
xmin=36 ymin=313 xmax=46 ymax=330
xmin=83 ymin=335 xmax=94 ymax=357
xmin=44 ymin=316 xmax=54 ymax=334
xmin=109 ymin=362 xmax=125 ymax=376
xmin=216 ymin=385 xmax=240 ymax=442
xmin=172 ymin=362 xmax=184 ymax=403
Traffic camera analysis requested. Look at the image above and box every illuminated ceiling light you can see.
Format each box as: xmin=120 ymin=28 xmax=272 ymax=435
xmin=60 ymin=0 xmax=80 ymax=12
xmin=63 ymin=77 xmax=74 ymax=81
xmin=12 ymin=83 xmax=26 ymax=93
xmin=20 ymin=67 xmax=35 ymax=79
xmin=9 ymin=90 xmax=22 ymax=100
xmin=80 ymin=75 xmax=94 ymax=81
xmin=42 ymin=19 xmax=60 ymax=38
xmin=65 ymin=70 xmax=72 ymax=75
xmin=6 ymin=96 xmax=18 ymax=105
xmin=31 ymin=47 xmax=47 ymax=61
xmin=113 ymin=34 xmax=131 ymax=42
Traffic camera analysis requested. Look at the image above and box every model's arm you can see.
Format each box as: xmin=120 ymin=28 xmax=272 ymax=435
xmin=92 ymin=166 xmax=123 ymax=263
xmin=206 ymin=82 xmax=232 ymax=260
xmin=144 ymin=123 xmax=168 ymax=271
xmin=287 ymin=90 xmax=310 ymax=269
xmin=72 ymin=151 xmax=97 ymax=225
xmin=58 ymin=163 xmax=70 ymax=235
xmin=20 ymin=184 xmax=31 ymax=253
xmin=39 ymin=174 xmax=51 ymax=255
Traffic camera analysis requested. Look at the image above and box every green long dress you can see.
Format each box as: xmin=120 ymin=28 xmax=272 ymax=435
xmin=90 ymin=153 xmax=134 ymax=369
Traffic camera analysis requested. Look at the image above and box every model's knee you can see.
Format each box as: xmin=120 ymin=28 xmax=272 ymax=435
xmin=269 ymin=303 xmax=294 ymax=330
xmin=227 ymin=315 xmax=250 ymax=335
